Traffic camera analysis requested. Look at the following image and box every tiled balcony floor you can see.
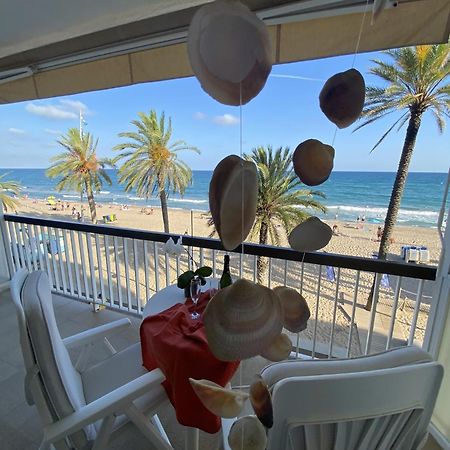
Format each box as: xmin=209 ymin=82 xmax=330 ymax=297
xmin=0 ymin=287 xmax=268 ymax=450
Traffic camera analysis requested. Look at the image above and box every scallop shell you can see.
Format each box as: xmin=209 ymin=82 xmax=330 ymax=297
xmin=293 ymin=139 xmax=334 ymax=186
xmin=203 ymin=279 xmax=283 ymax=361
xmin=188 ymin=0 xmax=272 ymax=105
xmin=288 ymin=217 xmax=332 ymax=252
xmin=273 ymin=286 xmax=311 ymax=333
xmin=260 ymin=333 xmax=292 ymax=362
xmin=249 ymin=375 xmax=273 ymax=428
xmin=319 ymin=68 xmax=365 ymax=128
xmin=209 ymin=155 xmax=258 ymax=251
xmin=189 ymin=378 xmax=249 ymax=418
xmin=228 ymin=415 xmax=267 ymax=450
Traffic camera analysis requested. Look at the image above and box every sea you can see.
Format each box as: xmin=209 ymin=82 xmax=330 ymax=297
xmin=2 ymin=169 xmax=447 ymax=228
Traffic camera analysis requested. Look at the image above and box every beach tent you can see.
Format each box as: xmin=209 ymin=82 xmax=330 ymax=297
xmin=0 ymin=0 xmax=449 ymax=104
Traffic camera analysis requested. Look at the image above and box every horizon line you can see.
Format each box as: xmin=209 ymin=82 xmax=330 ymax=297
xmin=0 ymin=168 xmax=447 ymax=175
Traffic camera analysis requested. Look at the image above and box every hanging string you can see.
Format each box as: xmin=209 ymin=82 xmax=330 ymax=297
xmin=331 ymin=0 xmax=370 ymax=148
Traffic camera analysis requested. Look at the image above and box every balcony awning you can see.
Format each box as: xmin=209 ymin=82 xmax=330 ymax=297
xmin=0 ymin=0 xmax=449 ymax=104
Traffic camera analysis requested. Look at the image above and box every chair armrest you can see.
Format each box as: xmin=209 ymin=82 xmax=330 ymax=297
xmin=62 ymin=318 xmax=131 ymax=349
xmin=41 ymin=368 xmax=166 ymax=446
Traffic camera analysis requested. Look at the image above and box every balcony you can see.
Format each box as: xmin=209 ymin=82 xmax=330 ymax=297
xmin=0 ymin=211 xmax=447 ymax=448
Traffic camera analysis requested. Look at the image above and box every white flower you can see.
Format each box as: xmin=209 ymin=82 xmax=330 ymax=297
xmin=163 ymin=236 xmax=184 ymax=257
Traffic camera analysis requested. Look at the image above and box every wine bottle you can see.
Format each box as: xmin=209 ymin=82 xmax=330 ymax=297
xmin=219 ymin=254 xmax=232 ymax=289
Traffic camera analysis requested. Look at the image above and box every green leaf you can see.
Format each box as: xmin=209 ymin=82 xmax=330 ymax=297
xmin=195 ymin=266 xmax=213 ymax=277
xmin=177 ymin=270 xmax=195 ymax=288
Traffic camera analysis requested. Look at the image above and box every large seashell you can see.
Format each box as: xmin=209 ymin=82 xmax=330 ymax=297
xmin=209 ymin=155 xmax=258 ymax=251
xmin=189 ymin=378 xmax=249 ymax=418
xmin=228 ymin=415 xmax=267 ymax=450
xmin=260 ymin=333 xmax=292 ymax=362
xmin=203 ymin=279 xmax=283 ymax=361
xmin=293 ymin=139 xmax=334 ymax=186
xmin=273 ymin=286 xmax=311 ymax=333
xmin=188 ymin=0 xmax=272 ymax=105
xmin=319 ymin=68 xmax=365 ymax=128
xmin=249 ymin=375 xmax=273 ymax=428
xmin=288 ymin=217 xmax=332 ymax=252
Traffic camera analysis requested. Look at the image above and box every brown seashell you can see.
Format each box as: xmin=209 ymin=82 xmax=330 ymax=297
xmin=188 ymin=0 xmax=272 ymax=105
xmin=209 ymin=155 xmax=258 ymax=251
xmin=260 ymin=333 xmax=292 ymax=362
xmin=293 ymin=139 xmax=334 ymax=186
xmin=249 ymin=374 xmax=273 ymax=428
xmin=203 ymin=279 xmax=283 ymax=361
xmin=288 ymin=217 xmax=332 ymax=252
xmin=273 ymin=286 xmax=311 ymax=333
xmin=228 ymin=415 xmax=267 ymax=450
xmin=319 ymin=68 xmax=365 ymax=128
xmin=189 ymin=378 xmax=249 ymax=418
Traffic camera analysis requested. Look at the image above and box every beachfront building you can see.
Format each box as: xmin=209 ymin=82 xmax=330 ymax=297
xmin=0 ymin=1 xmax=449 ymax=449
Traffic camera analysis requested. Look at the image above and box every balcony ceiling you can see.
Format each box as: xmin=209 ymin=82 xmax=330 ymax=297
xmin=0 ymin=0 xmax=449 ymax=104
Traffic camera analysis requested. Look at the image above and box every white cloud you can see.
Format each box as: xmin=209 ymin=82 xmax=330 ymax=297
xmin=212 ymin=114 xmax=240 ymax=126
xmin=270 ymin=73 xmax=324 ymax=82
xmin=8 ymin=127 xmax=26 ymax=134
xmin=25 ymin=98 xmax=92 ymax=120
xmin=193 ymin=112 xmax=206 ymax=120
xmin=44 ymin=128 xmax=61 ymax=135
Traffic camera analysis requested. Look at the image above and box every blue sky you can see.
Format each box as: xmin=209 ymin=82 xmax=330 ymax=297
xmin=0 ymin=50 xmax=448 ymax=172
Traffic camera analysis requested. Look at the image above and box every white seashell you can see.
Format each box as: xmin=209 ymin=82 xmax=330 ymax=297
xmin=209 ymin=155 xmax=258 ymax=251
xmin=260 ymin=333 xmax=292 ymax=362
xmin=249 ymin=374 xmax=273 ymax=428
xmin=293 ymin=139 xmax=334 ymax=186
xmin=273 ymin=286 xmax=311 ymax=333
xmin=187 ymin=0 xmax=272 ymax=105
xmin=288 ymin=217 xmax=332 ymax=252
xmin=319 ymin=68 xmax=365 ymax=128
xmin=228 ymin=415 xmax=267 ymax=450
xmin=189 ymin=378 xmax=249 ymax=418
xmin=203 ymin=279 xmax=283 ymax=361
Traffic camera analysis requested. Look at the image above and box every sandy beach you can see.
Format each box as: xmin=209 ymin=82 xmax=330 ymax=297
xmin=11 ymin=197 xmax=442 ymax=356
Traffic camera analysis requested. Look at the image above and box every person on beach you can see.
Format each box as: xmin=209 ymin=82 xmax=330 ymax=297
xmin=332 ymin=224 xmax=339 ymax=236
xmin=377 ymin=226 xmax=383 ymax=241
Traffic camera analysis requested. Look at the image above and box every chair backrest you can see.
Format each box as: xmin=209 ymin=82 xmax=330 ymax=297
xmin=10 ymin=269 xmax=94 ymax=449
xmin=262 ymin=348 xmax=443 ymax=450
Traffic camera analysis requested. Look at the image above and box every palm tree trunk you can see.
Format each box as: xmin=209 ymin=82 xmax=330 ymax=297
xmin=365 ymin=108 xmax=423 ymax=310
xmin=159 ymin=189 xmax=170 ymax=233
xmin=85 ymin=181 xmax=97 ymax=224
xmin=257 ymin=220 xmax=269 ymax=284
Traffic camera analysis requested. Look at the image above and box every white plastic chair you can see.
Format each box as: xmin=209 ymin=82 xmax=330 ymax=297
xmin=261 ymin=347 xmax=443 ymax=450
xmin=10 ymin=269 xmax=174 ymax=450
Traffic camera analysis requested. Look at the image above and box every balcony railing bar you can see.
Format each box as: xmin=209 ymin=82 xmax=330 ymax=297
xmin=347 ymin=270 xmax=360 ymax=357
xmin=365 ymin=273 xmax=382 ymax=355
xmin=408 ymin=279 xmax=425 ymax=345
xmin=328 ymin=267 xmax=341 ymax=358
xmin=4 ymin=214 xmax=437 ymax=281
xmin=311 ymin=266 xmax=322 ymax=359
xmin=386 ymin=276 xmax=403 ymax=350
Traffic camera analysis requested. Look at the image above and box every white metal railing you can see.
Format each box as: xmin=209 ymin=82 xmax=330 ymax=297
xmin=2 ymin=214 xmax=437 ymax=359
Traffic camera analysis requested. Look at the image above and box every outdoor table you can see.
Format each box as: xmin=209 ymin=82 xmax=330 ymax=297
xmin=141 ymin=279 xmax=239 ymax=450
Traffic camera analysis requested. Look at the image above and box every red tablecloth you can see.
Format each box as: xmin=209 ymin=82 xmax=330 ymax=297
xmin=140 ymin=290 xmax=240 ymax=434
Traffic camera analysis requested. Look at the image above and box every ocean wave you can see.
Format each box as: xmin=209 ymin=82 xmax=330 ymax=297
xmin=170 ymin=198 xmax=207 ymax=204
xmin=99 ymin=190 xmax=111 ymax=195
xmin=327 ymin=205 xmax=438 ymax=218
xmin=62 ymin=195 xmax=79 ymax=199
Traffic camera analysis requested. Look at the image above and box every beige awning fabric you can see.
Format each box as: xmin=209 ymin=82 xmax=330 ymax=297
xmin=0 ymin=0 xmax=449 ymax=104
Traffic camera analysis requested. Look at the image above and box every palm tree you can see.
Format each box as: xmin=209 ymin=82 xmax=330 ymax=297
xmin=47 ymin=128 xmax=113 ymax=223
xmin=114 ymin=110 xmax=200 ymax=233
xmin=0 ymin=173 xmax=21 ymax=212
xmin=355 ymin=44 xmax=450 ymax=310
xmin=247 ymin=146 xmax=326 ymax=283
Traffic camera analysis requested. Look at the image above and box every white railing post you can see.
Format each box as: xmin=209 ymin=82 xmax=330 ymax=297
xmin=0 ymin=201 xmax=14 ymax=288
